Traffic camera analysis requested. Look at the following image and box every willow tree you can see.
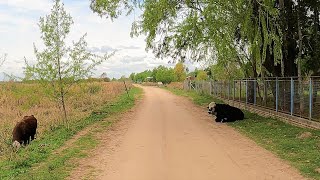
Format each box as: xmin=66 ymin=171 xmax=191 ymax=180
xmin=91 ymin=0 xmax=284 ymax=79
xmin=91 ymin=0 xmax=284 ymax=107
xmin=26 ymin=0 xmax=113 ymax=121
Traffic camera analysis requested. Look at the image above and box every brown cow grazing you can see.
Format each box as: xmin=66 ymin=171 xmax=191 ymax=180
xmin=12 ymin=115 xmax=38 ymax=149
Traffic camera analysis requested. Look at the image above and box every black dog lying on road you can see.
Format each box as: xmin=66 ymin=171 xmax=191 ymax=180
xmin=207 ymin=102 xmax=244 ymax=122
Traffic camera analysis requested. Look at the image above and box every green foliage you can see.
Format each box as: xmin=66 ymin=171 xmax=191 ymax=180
xmin=196 ymin=70 xmax=207 ymax=81
xmin=90 ymin=0 xmax=320 ymax=78
xmin=133 ymin=70 xmax=152 ymax=82
xmin=118 ymin=75 xmax=128 ymax=81
xmin=210 ymin=62 xmax=244 ymax=80
xmin=165 ymin=87 xmax=222 ymax=106
xmin=173 ymin=62 xmax=187 ymax=82
xmin=187 ymin=68 xmax=199 ymax=78
xmin=25 ymin=0 xmax=113 ymax=119
xmin=155 ymin=65 xmax=175 ymax=84
xmin=129 ymin=73 xmax=135 ymax=81
xmin=100 ymin=72 xmax=111 ymax=82
xmin=103 ymin=77 xmax=111 ymax=82
xmin=90 ymin=0 xmax=137 ymax=21
xmin=130 ymin=64 xmax=186 ymax=84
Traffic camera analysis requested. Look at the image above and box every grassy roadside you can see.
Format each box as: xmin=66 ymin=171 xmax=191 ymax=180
xmin=165 ymin=87 xmax=320 ymax=180
xmin=0 ymin=87 xmax=143 ymax=180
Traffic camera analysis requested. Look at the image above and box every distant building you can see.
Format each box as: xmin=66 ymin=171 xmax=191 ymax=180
xmin=186 ymin=76 xmax=195 ymax=81
xmin=145 ymin=77 xmax=153 ymax=82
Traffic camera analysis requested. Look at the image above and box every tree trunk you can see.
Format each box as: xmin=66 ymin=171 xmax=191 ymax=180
xmin=57 ymin=51 xmax=67 ymax=121
xmin=61 ymin=92 xmax=67 ymax=120
xmin=297 ymin=0 xmax=304 ymax=114
xmin=312 ymin=6 xmax=319 ymax=110
xmin=279 ymin=0 xmax=285 ymax=76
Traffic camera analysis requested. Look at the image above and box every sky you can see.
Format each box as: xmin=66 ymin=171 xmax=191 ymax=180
xmin=0 ymin=0 xmax=199 ymax=80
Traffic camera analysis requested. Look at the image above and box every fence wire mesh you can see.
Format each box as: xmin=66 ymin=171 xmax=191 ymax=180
xmin=184 ymin=77 xmax=320 ymax=122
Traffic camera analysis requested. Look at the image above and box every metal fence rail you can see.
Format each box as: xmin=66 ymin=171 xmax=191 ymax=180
xmin=184 ymin=77 xmax=320 ymax=123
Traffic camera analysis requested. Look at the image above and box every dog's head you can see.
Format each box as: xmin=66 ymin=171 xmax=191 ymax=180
xmin=207 ymin=102 xmax=216 ymax=114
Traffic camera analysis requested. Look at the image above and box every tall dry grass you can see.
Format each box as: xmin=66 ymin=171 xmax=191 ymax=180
xmin=0 ymin=81 xmax=131 ymax=156
xmin=167 ymin=82 xmax=184 ymax=90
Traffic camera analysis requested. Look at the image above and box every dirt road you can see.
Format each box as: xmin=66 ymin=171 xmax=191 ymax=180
xmin=69 ymin=86 xmax=305 ymax=180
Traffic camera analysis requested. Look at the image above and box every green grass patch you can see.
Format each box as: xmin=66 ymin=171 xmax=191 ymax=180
xmin=164 ymin=87 xmax=223 ymax=106
xmin=166 ymin=87 xmax=320 ymax=180
xmin=0 ymin=87 xmax=143 ymax=180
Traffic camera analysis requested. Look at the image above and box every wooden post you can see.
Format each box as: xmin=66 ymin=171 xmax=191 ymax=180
xmin=290 ymin=77 xmax=294 ymax=115
xmin=123 ymin=81 xmax=129 ymax=98
xmin=309 ymin=78 xmax=313 ymax=120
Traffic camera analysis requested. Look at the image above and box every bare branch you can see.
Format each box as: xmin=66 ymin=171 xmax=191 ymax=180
xmin=0 ymin=53 xmax=7 ymax=67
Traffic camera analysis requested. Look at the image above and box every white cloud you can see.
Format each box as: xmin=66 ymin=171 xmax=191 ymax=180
xmin=87 ymin=45 xmax=117 ymax=53
xmin=0 ymin=0 xmax=199 ymax=80
xmin=0 ymin=0 xmax=51 ymax=12
xmin=117 ymin=45 xmax=141 ymax=50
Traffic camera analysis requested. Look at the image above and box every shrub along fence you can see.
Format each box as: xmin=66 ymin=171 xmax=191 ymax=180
xmin=184 ymin=77 xmax=320 ymax=123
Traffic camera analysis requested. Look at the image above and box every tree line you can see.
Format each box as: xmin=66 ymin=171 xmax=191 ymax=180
xmin=129 ymin=62 xmax=209 ymax=84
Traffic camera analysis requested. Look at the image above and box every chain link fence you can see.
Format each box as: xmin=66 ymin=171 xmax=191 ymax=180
xmin=184 ymin=77 xmax=320 ymax=123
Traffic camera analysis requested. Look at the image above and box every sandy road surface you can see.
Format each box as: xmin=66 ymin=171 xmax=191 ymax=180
xmin=69 ymin=86 xmax=305 ymax=180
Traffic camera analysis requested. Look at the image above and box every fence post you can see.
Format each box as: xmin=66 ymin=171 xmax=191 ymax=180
xmin=290 ymin=77 xmax=294 ymax=116
xmin=218 ymin=82 xmax=222 ymax=97
xmin=196 ymin=81 xmax=198 ymax=92
xmin=263 ymin=79 xmax=267 ymax=106
xmin=276 ymin=77 xmax=278 ymax=112
xmin=222 ymin=82 xmax=224 ymax=97
xmin=221 ymin=82 xmax=223 ymax=97
xmin=209 ymin=80 xmax=212 ymax=95
xmin=245 ymin=79 xmax=248 ymax=104
xmin=215 ymin=81 xmax=217 ymax=96
xmin=218 ymin=82 xmax=220 ymax=97
xmin=228 ymin=81 xmax=230 ymax=100
xmin=239 ymin=80 xmax=242 ymax=102
xmin=254 ymin=80 xmax=257 ymax=105
xmin=233 ymin=80 xmax=235 ymax=102
xmin=225 ymin=82 xmax=226 ymax=99
xmin=212 ymin=81 xmax=214 ymax=96
xmin=202 ymin=80 xmax=204 ymax=94
xmin=309 ymin=77 xmax=312 ymax=120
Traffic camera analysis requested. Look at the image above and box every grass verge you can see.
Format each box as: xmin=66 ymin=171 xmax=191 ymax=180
xmin=165 ymin=87 xmax=320 ymax=180
xmin=0 ymin=87 xmax=143 ymax=180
